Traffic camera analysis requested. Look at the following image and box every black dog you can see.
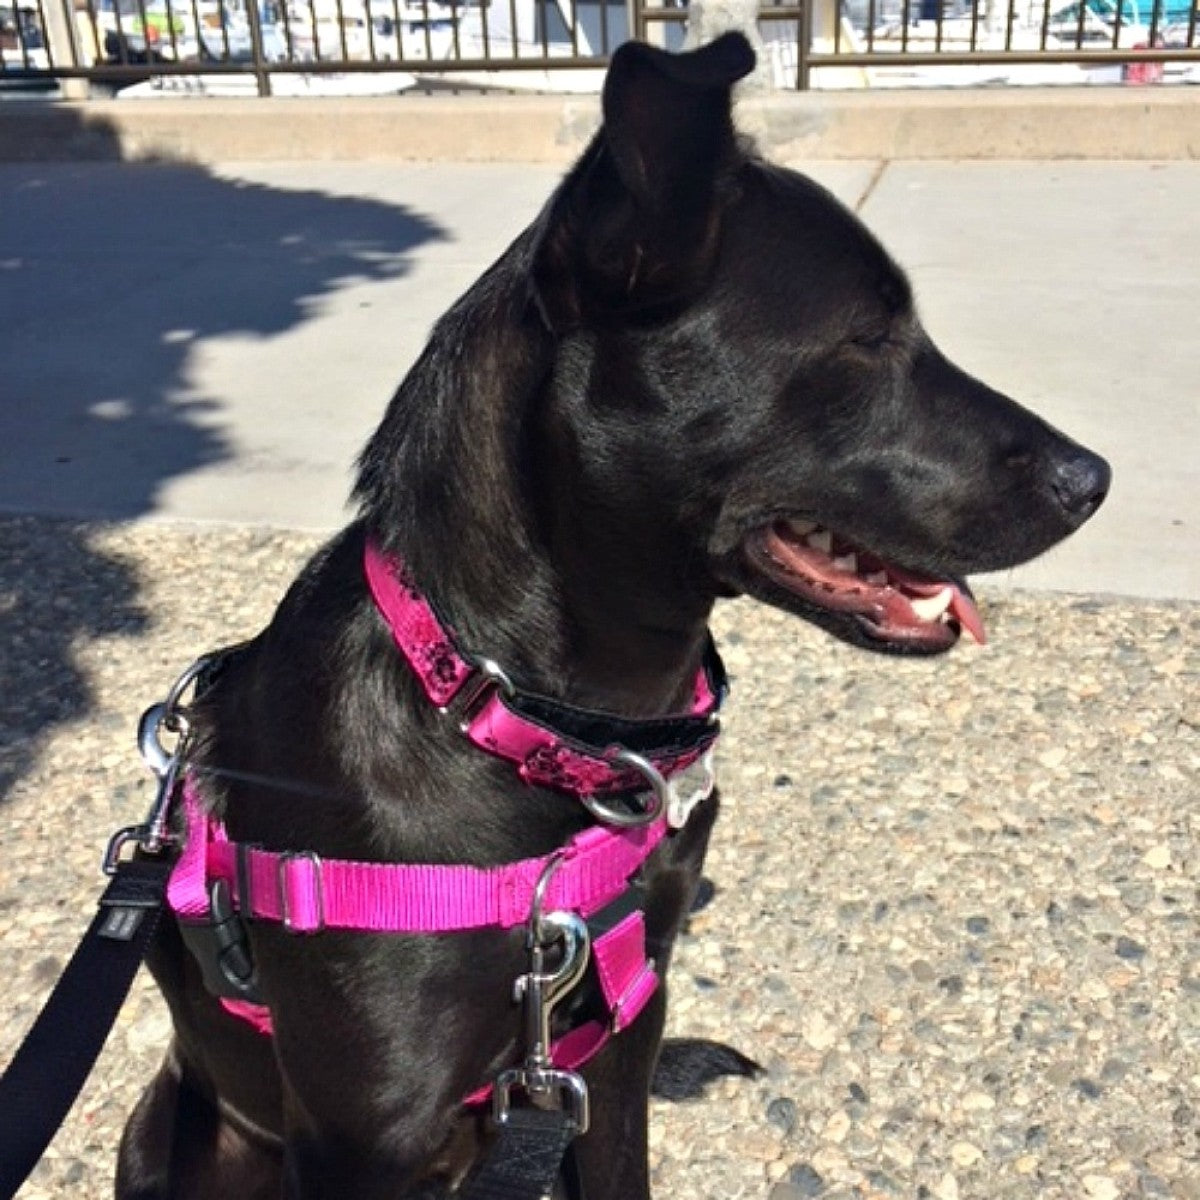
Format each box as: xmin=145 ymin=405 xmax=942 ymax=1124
xmin=117 ymin=33 xmax=1109 ymax=1200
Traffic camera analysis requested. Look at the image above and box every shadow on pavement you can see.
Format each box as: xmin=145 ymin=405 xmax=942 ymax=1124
xmin=0 ymin=112 xmax=447 ymax=802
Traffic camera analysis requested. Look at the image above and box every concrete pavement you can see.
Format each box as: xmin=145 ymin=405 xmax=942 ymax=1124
xmin=1 ymin=155 xmax=1197 ymax=600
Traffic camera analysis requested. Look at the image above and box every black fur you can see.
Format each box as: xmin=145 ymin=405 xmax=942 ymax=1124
xmin=650 ymin=1039 xmax=763 ymax=1103
xmin=117 ymin=33 xmax=1108 ymax=1199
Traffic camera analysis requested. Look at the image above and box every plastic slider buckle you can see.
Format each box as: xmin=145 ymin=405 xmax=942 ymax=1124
xmin=610 ymin=959 xmax=659 ymax=1033
xmin=278 ymin=851 xmax=325 ymax=933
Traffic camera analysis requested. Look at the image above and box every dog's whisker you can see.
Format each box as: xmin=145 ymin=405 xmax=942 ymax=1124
xmin=189 ymin=764 xmax=347 ymax=802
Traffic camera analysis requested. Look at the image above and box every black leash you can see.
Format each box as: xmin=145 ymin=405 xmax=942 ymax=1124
xmin=0 ymin=655 xmax=210 ymax=1200
xmin=0 ymin=857 xmax=171 ymax=1200
xmin=459 ymin=1109 xmax=581 ymax=1200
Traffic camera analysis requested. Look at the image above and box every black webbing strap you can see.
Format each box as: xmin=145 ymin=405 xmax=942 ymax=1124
xmin=459 ymin=1108 xmax=580 ymax=1200
xmin=0 ymin=857 xmax=171 ymax=1200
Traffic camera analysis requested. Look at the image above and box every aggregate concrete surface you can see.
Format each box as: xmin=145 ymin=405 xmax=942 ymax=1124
xmin=1 ymin=152 xmax=1197 ymax=1200
xmin=1 ymin=524 xmax=1195 ymax=1200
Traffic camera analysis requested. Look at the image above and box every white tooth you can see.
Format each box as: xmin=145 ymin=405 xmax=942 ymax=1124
xmin=788 ymin=519 xmax=818 ymax=536
xmin=832 ymin=553 xmax=858 ymax=573
xmin=865 ymin=571 xmax=889 ymax=586
xmin=805 ymin=530 xmax=833 ymax=554
xmin=909 ymin=586 xmax=954 ymax=622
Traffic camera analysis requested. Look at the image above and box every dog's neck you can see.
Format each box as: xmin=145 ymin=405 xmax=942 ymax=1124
xmin=355 ymin=246 xmax=714 ymax=719
xmin=531 ymin=487 xmax=717 ymax=715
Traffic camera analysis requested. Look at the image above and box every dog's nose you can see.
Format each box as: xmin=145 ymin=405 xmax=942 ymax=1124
xmin=1048 ymin=446 xmax=1111 ymax=523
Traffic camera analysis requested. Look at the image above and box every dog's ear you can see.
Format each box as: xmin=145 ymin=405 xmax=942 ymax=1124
xmin=533 ymin=33 xmax=754 ymax=329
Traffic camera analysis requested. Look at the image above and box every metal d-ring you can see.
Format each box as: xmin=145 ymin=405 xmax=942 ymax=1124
xmin=161 ymin=652 xmax=220 ymax=735
xmin=579 ymin=748 xmax=668 ymax=829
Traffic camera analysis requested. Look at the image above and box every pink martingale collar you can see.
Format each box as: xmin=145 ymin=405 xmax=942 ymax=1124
xmin=363 ymin=541 xmax=724 ymax=800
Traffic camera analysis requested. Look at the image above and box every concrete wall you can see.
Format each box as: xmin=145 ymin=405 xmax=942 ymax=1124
xmin=1 ymin=88 xmax=1197 ymax=163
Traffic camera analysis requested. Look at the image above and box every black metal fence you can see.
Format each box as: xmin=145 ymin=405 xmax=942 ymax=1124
xmin=1 ymin=0 xmax=1197 ymax=90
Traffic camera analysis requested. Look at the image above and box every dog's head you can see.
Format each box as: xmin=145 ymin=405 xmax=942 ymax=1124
xmin=530 ymin=34 xmax=1110 ymax=656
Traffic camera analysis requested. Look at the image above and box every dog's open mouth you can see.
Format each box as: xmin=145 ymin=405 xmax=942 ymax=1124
xmin=746 ymin=519 xmax=986 ymax=652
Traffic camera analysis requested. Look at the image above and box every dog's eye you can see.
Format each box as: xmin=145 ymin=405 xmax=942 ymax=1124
xmin=848 ymin=325 xmax=891 ymax=351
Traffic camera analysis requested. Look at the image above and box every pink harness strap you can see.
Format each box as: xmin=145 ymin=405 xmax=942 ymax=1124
xmin=461 ymin=911 xmax=659 ymax=1107
xmin=214 ymin=913 xmax=659 ymax=1095
xmin=169 ymin=781 xmax=667 ymax=935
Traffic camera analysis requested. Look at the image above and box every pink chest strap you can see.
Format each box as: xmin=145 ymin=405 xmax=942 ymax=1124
xmin=167 ymin=780 xmax=662 ymax=1088
xmin=169 ymin=781 xmax=667 ymax=935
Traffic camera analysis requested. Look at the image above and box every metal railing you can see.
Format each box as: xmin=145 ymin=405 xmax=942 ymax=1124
xmin=0 ymin=0 xmax=1197 ymax=90
xmin=644 ymin=0 xmax=1200 ymax=87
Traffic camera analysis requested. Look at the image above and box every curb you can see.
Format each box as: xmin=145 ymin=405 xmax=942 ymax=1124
xmin=1 ymin=88 xmax=1197 ymax=162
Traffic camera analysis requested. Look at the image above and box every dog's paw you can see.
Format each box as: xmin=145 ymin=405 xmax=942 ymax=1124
xmin=651 ymin=1038 xmax=763 ymax=1101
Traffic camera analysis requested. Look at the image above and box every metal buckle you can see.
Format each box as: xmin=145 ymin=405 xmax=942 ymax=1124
xmin=439 ymin=657 xmax=516 ymax=732
xmin=102 ymin=655 xmax=220 ymax=875
xmin=278 ymin=851 xmax=325 ymax=933
xmin=492 ymin=861 xmax=593 ymax=1133
xmin=492 ymin=1066 xmax=591 ymax=1135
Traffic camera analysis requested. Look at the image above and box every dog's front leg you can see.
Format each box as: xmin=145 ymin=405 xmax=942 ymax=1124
xmin=568 ymin=986 xmax=668 ymax=1200
xmin=278 ymin=1115 xmax=458 ymax=1200
xmin=566 ymin=794 xmax=721 ymax=1198
xmin=117 ymin=1045 xmax=283 ymax=1200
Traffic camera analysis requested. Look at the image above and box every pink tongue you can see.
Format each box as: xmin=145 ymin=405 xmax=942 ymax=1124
xmin=887 ymin=565 xmax=986 ymax=645
xmin=948 ymin=589 xmax=986 ymax=646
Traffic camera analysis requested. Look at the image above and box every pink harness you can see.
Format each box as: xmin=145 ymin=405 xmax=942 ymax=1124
xmin=168 ymin=781 xmax=664 ymax=1084
xmin=167 ymin=540 xmax=725 ymax=1103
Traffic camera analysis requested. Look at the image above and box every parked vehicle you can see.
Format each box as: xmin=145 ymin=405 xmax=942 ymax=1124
xmin=1046 ymin=0 xmax=1194 ymax=43
xmin=195 ymin=3 xmax=290 ymax=61
xmin=282 ymin=0 xmax=454 ymax=60
xmin=366 ymin=0 xmax=455 ymax=60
